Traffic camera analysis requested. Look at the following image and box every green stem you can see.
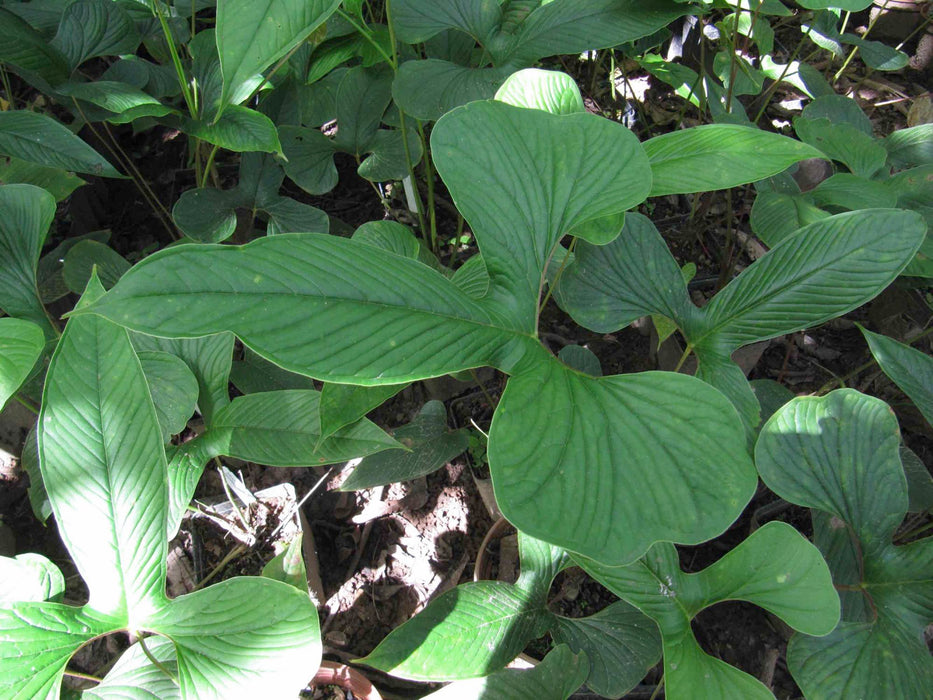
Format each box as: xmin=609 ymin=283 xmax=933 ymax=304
xmin=137 ymin=634 xmax=180 ymax=685
xmin=337 ymin=8 xmax=396 ymax=68
xmin=673 ymin=344 xmax=693 ymax=373
xmin=151 ymin=0 xmax=197 ymax=117
xmin=0 ymin=63 xmax=14 ymax=109
xmin=833 ymin=2 xmax=887 ymax=83
xmin=64 ymin=670 xmax=102 ymax=684
xmin=13 ymin=393 xmax=39 ymax=415
xmin=416 ymin=119 xmax=437 ymax=252
xmin=198 ymin=143 xmax=221 ymax=189
xmin=752 ymin=20 xmax=814 ymax=124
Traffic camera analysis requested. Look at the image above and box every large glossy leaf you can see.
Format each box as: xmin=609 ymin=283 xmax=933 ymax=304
xmin=146 ymin=577 xmax=321 ymax=700
xmin=421 ymin=644 xmax=589 ymax=700
xmin=50 ymin=0 xmax=139 ymax=71
xmin=391 ymin=0 xmax=502 ymax=44
xmin=0 ymin=317 xmax=44 ymax=411
xmin=216 ymin=0 xmax=341 ymax=112
xmin=392 ymin=60 xmax=509 ymax=122
xmin=0 ymin=604 xmax=117 ymax=700
xmin=279 ymin=126 xmax=338 ymax=195
xmin=183 ymin=106 xmax=282 ymax=154
xmin=62 ymin=239 xmax=130 ymax=293
xmin=861 ymin=327 xmax=933 ymax=427
xmin=495 ymin=68 xmax=585 ymax=115
xmin=0 ymin=155 xmax=85 ymax=202
xmin=203 ymin=389 xmax=401 ymax=466
xmin=0 ymin=184 xmax=57 ymax=338
xmin=39 ymin=277 xmax=168 ymax=622
xmin=550 ymin=600 xmax=661 ymax=698
xmin=643 ymin=124 xmax=824 ymax=196
xmin=755 ymin=390 xmax=933 ymax=698
xmin=56 ymin=80 xmax=175 ymax=124
xmin=360 ymin=532 xmax=563 ymax=680
xmin=85 ymin=637 xmax=181 ymax=700
xmin=0 ymin=110 xmax=122 ymax=177
xmin=86 ymin=233 xmax=534 ymax=382
xmin=340 ymin=400 xmax=469 ymax=490
xmin=794 ymin=116 xmax=887 ymax=179
xmin=491 ymin=345 xmax=756 ymax=565
xmin=578 ymin=522 xmax=839 ymax=700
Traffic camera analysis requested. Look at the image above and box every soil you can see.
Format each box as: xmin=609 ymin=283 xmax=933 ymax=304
xmin=1 ymin=7 xmax=932 ymax=699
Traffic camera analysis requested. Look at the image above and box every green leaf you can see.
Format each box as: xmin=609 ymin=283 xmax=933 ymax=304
xmin=319 ymin=381 xmax=406 ymax=443
xmin=885 ymin=124 xmax=933 ymax=169
xmin=138 ymin=351 xmax=199 ymax=442
xmin=0 ymin=604 xmax=117 ymax=700
xmin=886 ymin=164 xmax=933 ymax=228
xmin=20 ymin=425 xmax=52 ymax=525
xmin=556 ymin=345 xmax=601 ymax=376
xmin=432 ymin=100 xmax=652 ymax=328
xmin=0 ymin=155 xmax=85 ymax=202
xmin=62 ymin=239 xmax=129 ymax=293
xmin=36 ymin=230 xmax=110 ymax=304
xmin=146 ymin=577 xmax=321 ymax=700
xmin=494 ymin=68 xmax=585 ymax=115
xmin=550 ymin=600 xmax=661 ymax=698
xmin=340 ymin=400 xmax=469 ymax=490
xmin=794 ymin=116 xmax=887 ymax=178
xmin=755 ymin=390 xmax=933 ymax=699
xmin=578 ymin=522 xmax=839 ymax=700
xmin=333 ymin=65 xmax=392 ymax=155
xmin=279 ymin=125 xmax=338 ymax=195
xmin=0 ymin=317 xmax=44 ymax=411
xmin=131 ymin=333 xmax=233 ymax=426
xmin=262 ymin=196 xmax=329 ymax=234
xmin=0 ymin=110 xmax=122 ymax=177
xmin=421 ymin=644 xmax=589 ymax=700
xmin=172 ymin=188 xmax=240 ymax=243
xmin=84 ymin=637 xmax=181 ymax=700
xmin=841 ymin=33 xmax=908 ymax=71
xmin=901 ymin=445 xmax=933 ymax=513
xmin=39 ymin=276 xmax=168 ymax=621
xmin=860 ymin=327 xmax=933 ymax=428
xmin=50 ymin=0 xmax=139 ymax=71
xmin=261 ymin=534 xmax=307 ymax=591
xmin=0 ymin=184 xmax=57 ymax=338
xmin=86 ymin=234 xmax=532 ymax=383
xmin=0 ymin=7 xmax=69 ymax=89
xmin=230 ymin=346 xmax=316 ymax=394
xmin=216 ymin=0 xmax=341 ymax=113
xmin=360 ymin=532 xmax=557 ymax=680
xmin=391 ymin=0 xmax=502 ymax=44
xmin=643 ymin=124 xmax=824 ymax=196
xmin=810 ymin=173 xmax=897 ymax=211
xmin=0 ymin=553 xmax=64 ymax=603
xmin=183 ymin=105 xmax=282 ymax=154
xmin=357 ymin=128 xmax=421 ymax=182
xmin=801 ymin=93 xmax=873 ymax=135
xmin=56 ymin=81 xmax=174 ymax=124
xmin=749 ymin=190 xmax=830 ymax=247
xmin=693 ymin=210 xmax=926 ymax=351
xmin=205 ymin=389 xmax=401 ymax=466
xmin=352 ymin=220 xmax=438 ymax=268
xmin=392 ymin=60 xmax=509 ymax=122
xmin=491 ymin=346 xmax=756 ymax=565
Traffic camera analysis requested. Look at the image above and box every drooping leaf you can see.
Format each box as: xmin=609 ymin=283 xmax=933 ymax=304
xmin=216 ymin=0 xmax=341 ymax=112
xmin=756 ymin=390 xmax=933 ymax=699
xmin=183 ymin=106 xmax=282 ymax=155
xmin=749 ymin=190 xmax=831 ymax=247
xmin=172 ymin=188 xmax=240 ymax=243
xmin=556 ymin=344 xmax=602 ymax=376
xmin=39 ymin=276 xmax=168 ymax=621
xmin=643 ymin=124 xmax=824 ymax=196
xmin=794 ymin=116 xmax=887 ymax=178
xmin=0 ymin=155 xmax=86 ymax=202
xmin=0 ymin=317 xmax=45 ymax=411
xmin=861 ymin=327 xmax=933 ymax=428
xmin=279 ymin=125 xmax=338 ymax=195
xmin=0 ymin=184 xmax=58 ymax=338
xmin=340 ymin=400 xmax=469 ymax=490
xmin=318 ymin=381 xmax=407 ymax=444
xmin=230 ymin=346 xmax=316 ymax=394
xmin=885 ymin=123 xmax=933 ymax=169
xmin=391 ymin=0 xmax=502 ymax=44
xmin=56 ymin=81 xmax=175 ymax=124
xmin=392 ymin=60 xmax=509 ymax=122
xmin=901 ymin=445 xmax=933 ymax=513
xmin=0 ymin=111 xmax=122 ymax=177
xmin=577 ymin=522 xmax=839 ymax=700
